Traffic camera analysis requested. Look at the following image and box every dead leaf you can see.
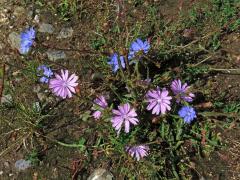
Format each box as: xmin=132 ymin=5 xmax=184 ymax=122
xmin=196 ymin=102 xmax=213 ymax=109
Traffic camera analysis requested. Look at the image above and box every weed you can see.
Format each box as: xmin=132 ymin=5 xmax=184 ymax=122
xmin=57 ymin=0 xmax=78 ymax=20
xmin=26 ymin=149 xmax=40 ymax=165
xmin=1 ymin=0 xmax=239 ymax=179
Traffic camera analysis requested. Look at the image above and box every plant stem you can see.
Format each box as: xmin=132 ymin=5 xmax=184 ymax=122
xmin=199 ymin=111 xmax=239 ymax=118
xmin=209 ymin=68 xmax=240 ymax=75
xmin=117 ymin=55 xmax=126 ymax=80
xmin=124 ymin=54 xmax=130 ymax=75
xmin=56 ymin=141 xmax=82 ymax=147
xmin=109 ymin=84 xmax=123 ymax=102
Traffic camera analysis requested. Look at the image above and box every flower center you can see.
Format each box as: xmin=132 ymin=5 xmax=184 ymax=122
xmin=123 ymin=114 xmax=128 ymax=120
xmin=62 ymin=81 xmax=68 ymax=87
xmin=157 ymin=98 xmax=162 ymax=103
xmin=186 ymin=111 xmax=191 ymax=117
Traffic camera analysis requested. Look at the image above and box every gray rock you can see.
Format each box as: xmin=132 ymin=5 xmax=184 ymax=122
xmin=1 ymin=94 xmax=12 ymax=104
xmin=87 ymin=169 xmax=113 ymax=180
xmin=37 ymin=92 xmax=46 ymax=102
xmin=8 ymin=32 xmax=21 ymax=51
xmin=4 ymin=161 xmax=10 ymax=168
xmin=27 ymin=11 xmax=33 ymax=19
xmin=57 ymin=27 xmax=73 ymax=39
xmin=39 ymin=23 xmax=54 ymax=34
xmin=46 ymin=50 xmax=66 ymax=61
xmin=13 ymin=6 xmax=25 ymax=17
xmin=33 ymin=85 xmax=41 ymax=93
xmin=15 ymin=159 xmax=31 ymax=171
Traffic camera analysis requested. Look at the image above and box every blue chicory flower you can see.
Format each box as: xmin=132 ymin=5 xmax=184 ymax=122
xmin=20 ymin=27 xmax=36 ymax=54
xmin=108 ymin=53 xmax=126 ymax=73
xmin=178 ymin=106 xmax=197 ymax=123
xmin=128 ymin=38 xmax=150 ymax=60
xmin=37 ymin=65 xmax=53 ymax=83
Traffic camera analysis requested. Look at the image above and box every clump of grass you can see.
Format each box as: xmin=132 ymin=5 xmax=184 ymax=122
xmin=57 ymin=0 xmax=78 ymax=20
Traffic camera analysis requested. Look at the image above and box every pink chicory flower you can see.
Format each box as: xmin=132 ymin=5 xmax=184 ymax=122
xmin=126 ymin=145 xmax=149 ymax=161
xmin=49 ymin=69 xmax=78 ymax=99
xmin=171 ymin=79 xmax=195 ymax=103
xmin=146 ymin=87 xmax=172 ymax=115
xmin=92 ymin=96 xmax=108 ymax=120
xmin=94 ymin=95 xmax=108 ymax=108
xmin=111 ymin=103 xmax=139 ymax=134
xmin=93 ymin=110 xmax=102 ymax=120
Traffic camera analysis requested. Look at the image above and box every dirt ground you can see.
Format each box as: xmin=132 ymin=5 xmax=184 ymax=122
xmin=0 ymin=0 xmax=239 ymax=179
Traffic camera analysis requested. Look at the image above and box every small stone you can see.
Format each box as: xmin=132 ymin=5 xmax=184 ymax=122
xmin=37 ymin=92 xmax=46 ymax=102
xmin=87 ymin=168 xmax=113 ymax=180
xmin=57 ymin=27 xmax=73 ymax=39
xmin=13 ymin=6 xmax=25 ymax=17
xmin=39 ymin=23 xmax=54 ymax=34
xmin=33 ymin=85 xmax=41 ymax=93
xmin=33 ymin=14 xmax=40 ymax=23
xmin=91 ymin=73 xmax=104 ymax=80
xmin=46 ymin=50 xmax=66 ymax=61
xmin=8 ymin=32 xmax=21 ymax=52
xmin=4 ymin=161 xmax=10 ymax=168
xmin=35 ymin=9 xmax=40 ymax=14
xmin=1 ymin=94 xmax=12 ymax=104
xmin=15 ymin=159 xmax=31 ymax=171
xmin=27 ymin=11 xmax=33 ymax=19
xmin=0 ymin=171 xmax=3 ymax=175
xmin=52 ymin=168 xmax=58 ymax=179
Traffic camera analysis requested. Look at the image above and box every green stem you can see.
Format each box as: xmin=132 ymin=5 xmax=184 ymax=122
xmin=124 ymin=54 xmax=130 ymax=75
xmin=143 ymin=55 xmax=160 ymax=68
xmin=109 ymin=85 xmax=123 ymax=102
xmin=117 ymin=54 xmax=125 ymax=80
xmin=56 ymin=141 xmax=82 ymax=148
xmin=209 ymin=68 xmax=240 ymax=75
xmin=135 ymin=61 xmax=141 ymax=80
xmin=199 ymin=111 xmax=239 ymax=118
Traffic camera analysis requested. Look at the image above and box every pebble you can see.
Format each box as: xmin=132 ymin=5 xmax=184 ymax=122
xmin=13 ymin=6 xmax=25 ymax=17
xmin=15 ymin=159 xmax=32 ymax=171
xmin=33 ymin=14 xmax=40 ymax=23
xmin=37 ymin=92 xmax=46 ymax=102
xmin=1 ymin=94 xmax=12 ymax=104
xmin=87 ymin=168 xmax=113 ymax=180
xmin=33 ymin=85 xmax=41 ymax=93
xmin=4 ymin=161 xmax=10 ymax=168
xmin=8 ymin=32 xmax=21 ymax=52
xmin=46 ymin=50 xmax=66 ymax=61
xmin=39 ymin=23 xmax=54 ymax=34
xmin=57 ymin=27 xmax=73 ymax=39
xmin=27 ymin=11 xmax=33 ymax=19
